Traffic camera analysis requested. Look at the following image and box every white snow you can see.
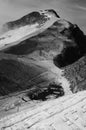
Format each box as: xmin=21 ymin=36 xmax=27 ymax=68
xmin=0 ymin=11 xmax=59 ymax=51
xmin=0 ymin=23 xmax=39 ymax=49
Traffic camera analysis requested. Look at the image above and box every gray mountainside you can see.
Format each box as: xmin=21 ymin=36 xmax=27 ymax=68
xmin=1 ymin=9 xmax=86 ymax=130
xmin=0 ymin=9 xmax=86 ymax=100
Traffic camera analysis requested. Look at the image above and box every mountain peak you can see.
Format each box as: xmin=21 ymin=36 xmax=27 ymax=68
xmin=0 ymin=9 xmax=60 ymax=50
xmin=40 ymin=9 xmax=60 ymax=18
xmin=0 ymin=9 xmax=86 ymax=68
xmin=5 ymin=9 xmax=60 ymax=30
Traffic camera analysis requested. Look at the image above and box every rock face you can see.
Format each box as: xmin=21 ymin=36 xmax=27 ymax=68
xmin=5 ymin=9 xmax=60 ymax=30
xmin=64 ymin=56 xmax=86 ymax=93
xmin=54 ymin=24 xmax=86 ymax=68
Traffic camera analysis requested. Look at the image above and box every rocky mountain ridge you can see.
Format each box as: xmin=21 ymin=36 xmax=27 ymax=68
xmin=0 ymin=9 xmax=86 ymax=101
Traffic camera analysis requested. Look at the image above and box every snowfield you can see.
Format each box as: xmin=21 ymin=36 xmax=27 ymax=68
xmin=0 ymin=90 xmax=86 ymax=130
xmin=0 ymin=11 xmax=59 ymax=51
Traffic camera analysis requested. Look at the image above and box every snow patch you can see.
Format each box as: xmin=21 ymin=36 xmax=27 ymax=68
xmin=0 ymin=11 xmax=59 ymax=51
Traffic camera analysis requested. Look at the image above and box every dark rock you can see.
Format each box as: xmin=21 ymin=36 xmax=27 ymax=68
xmin=54 ymin=24 xmax=86 ymax=68
xmin=63 ymin=55 xmax=86 ymax=93
xmin=28 ymin=83 xmax=64 ymax=101
xmin=45 ymin=9 xmax=60 ymax=18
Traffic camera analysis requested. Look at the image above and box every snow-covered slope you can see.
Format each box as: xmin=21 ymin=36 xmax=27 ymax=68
xmin=0 ymin=10 xmax=59 ymax=50
xmin=0 ymin=90 xmax=86 ymax=130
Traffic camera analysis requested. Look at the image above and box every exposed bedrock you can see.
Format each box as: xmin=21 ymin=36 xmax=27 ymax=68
xmin=63 ymin=55 xmax=86 ymax=93
xmin=53 ymin=24 xmax=86 ymax=68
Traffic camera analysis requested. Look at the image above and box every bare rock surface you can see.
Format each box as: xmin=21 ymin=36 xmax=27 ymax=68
xmin=64 ymin=55 xmax=86 ymax=93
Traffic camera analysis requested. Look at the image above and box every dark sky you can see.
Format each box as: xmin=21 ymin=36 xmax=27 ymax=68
xmin=0 ymin=0 xmax=86 ymax=33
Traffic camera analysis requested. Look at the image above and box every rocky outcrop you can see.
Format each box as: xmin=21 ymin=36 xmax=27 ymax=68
xmin=53 ymin=24 xmax=86 ymax=67
xmin=3 ymin=9 xmax=60 ymax=30
xmin=64 ymin=55 xmax=86 ymax=93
